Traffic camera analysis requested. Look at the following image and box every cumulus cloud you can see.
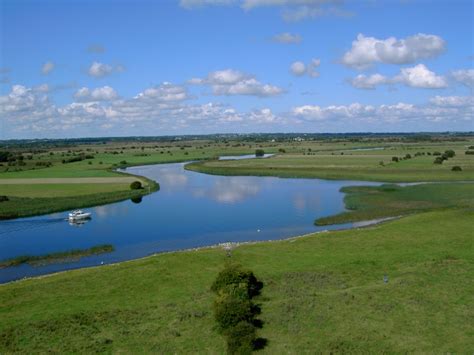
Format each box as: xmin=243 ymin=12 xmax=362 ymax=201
xmin=429 ymin=95 xmax=474 ymax=107
xmin=87 ymin=61 xmax=123 ymax=78
xmin=290 ymin=58 xmax=320 ymax=77
xmin=134 ymin=82 xmax=190 ymax=102
xmin=42 ymin=61 xmax=55 ymax=75
xmin=451 ymin=69 xmax=474 ymax=87
xmin=342 ymin=33 xmax=446 ymax=70
xmin=291 ymin=96 xmax=473 ymax=126
xmin=350 ymin=73 xmax=391 ymax=89
xmin=272 ymin=32 xmax=302 ymax=44
xmin=396 ymin=64 xmax=447 ymax=88
xmin=189 ymin=69 xmax=284 ymax=97
xmin=290 ymin=61 xmax=306 ymax=76
xmin=74 ymin=86 xmax=118 ymax=102
xmin=350 ymin=64 xmax=447 ymax=89
xmin=2 ymin=83 xmax=472 ymax=137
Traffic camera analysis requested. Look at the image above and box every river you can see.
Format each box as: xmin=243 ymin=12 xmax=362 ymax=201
xmin=0 ymin=160 xmax=379 ymax=283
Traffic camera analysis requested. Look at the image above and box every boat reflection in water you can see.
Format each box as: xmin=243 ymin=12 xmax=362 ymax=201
xmin=68 ymin=218 xmax=91 ymax=227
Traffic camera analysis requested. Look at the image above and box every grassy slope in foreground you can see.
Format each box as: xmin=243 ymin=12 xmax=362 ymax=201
xmin=186 ymin=150 xmax=474 ymax=182
xmin=316 ymin=182 xmax=474 ymax=225
xmin=0 ymin=209 xmax=472 ymax=353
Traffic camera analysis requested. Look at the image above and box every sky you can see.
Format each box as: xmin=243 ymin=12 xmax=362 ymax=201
xmin=0 ymin=0 xmax=473 ymax=139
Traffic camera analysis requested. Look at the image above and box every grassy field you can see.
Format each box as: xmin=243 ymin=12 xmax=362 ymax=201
xmin=316 ymin=182 xmax=474 ymax=225
xmin=0 ymin=209 xmax=472 ymax=353
xmin=0 ymin=182 xmax=132 ymax=198
xmin=186 ymin=141 xmax=474 ymax=182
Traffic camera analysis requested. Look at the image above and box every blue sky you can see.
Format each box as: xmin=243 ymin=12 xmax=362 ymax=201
xmin=0 ymin=0 xmax=473 ymax=138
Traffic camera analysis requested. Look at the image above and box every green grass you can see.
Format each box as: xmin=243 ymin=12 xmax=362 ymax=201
xmin=0 ymin=179 xmax=159 ymax=220
xmin=0 ymin=209 xmax=472 ymax=353
xmin=0 ymin=245 xmax=114 ymax=268
xmin=316 ymin=183 xmax=474 ymax=225
xmin=186 ymin=145 xmax=474 ymax=182
xmin=0 ymin=183 xmax=131 ymax=198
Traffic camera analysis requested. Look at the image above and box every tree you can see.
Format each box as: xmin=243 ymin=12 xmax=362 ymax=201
xmin=451 ymin=166 xmax=462 ymax=171
xmin=130 ymin=181 xmax=142 ymax=190
xmin=255 ymin=149 xmax=265 ymax=157
xmin=212 ymin=263 xmax=265 ymax=354
xmin=444 ymin=150 xmax=455 ymax=158
xmin=392 ymin=157 xmax=399 ymax=162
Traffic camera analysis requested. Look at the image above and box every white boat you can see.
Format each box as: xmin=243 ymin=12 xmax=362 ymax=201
xmin=68 ymin=210 xmax=92 ymax=221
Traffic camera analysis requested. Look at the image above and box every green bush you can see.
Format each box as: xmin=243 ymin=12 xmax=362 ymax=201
xmin=130 ymin=181 xmax=142 ymax=190
xmin=392 ymin=157 xmax=399 ymax=162
xmin=225 ymin=321 xmax=257 ymax=355
xmin=405 ymin=154 xmax=411 ymax=159
xmin=451 ymin=166 xmax=462 ymax=171
xmin=213 ymin=293 xmax=255 ymax=332
xmin=211 ymin=264 xmax=262 ymax=298
xmin=433 ymin=151 xmax=441 ymax=156
xmin=0 ymin=195 xmax=9 ymax=202
xmin=434 ymin=157 xmax=444 ymax=164
xmin=444 ymin=150 xmax=455 ymax=158
xmin=255 ymin=149 xmax=265 ymax=157
xmin=212 ymin=263 xmax=265 ymax=353
xmin=465 ymin=150 xmax=474 ymax=155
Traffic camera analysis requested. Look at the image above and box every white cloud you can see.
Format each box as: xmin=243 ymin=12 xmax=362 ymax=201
xmin=291 ymin=96 xmax=473 ymax=126
xmin=342 ymin=33 xmax=446 ymax=70
xmin=189 ymin=69 xmax=284 ymax=97
xmin=1 ymin=84 xmax=472 ymax=137
xmin=74 ymin=86 xmax=118 ymax=102
xmin=87 ymin=61 xmax=123 ymax=78
xmin=451 ymin=69 xmax=474 ymax=87
xmin=429 ymin=95 xmax=474 ymax=107
xmin=396 ymin=64 xmax=447 ymax=88
xmin=350 ymin=64 xmax=447 ymax=89
xmin=134 ymin=82 xmax=190 ymax=102
xmin=290 ymin=58 xmax=320 ymax=77
xmin=290 ymin=61 xmax=306 ymax=76
xmin=272 ymin=32 xmax=302 ymax=44
xmin=42 ymin=61 xmax=55 ymax=75
xmin=350 ymin=73 xmax=391 ymax=89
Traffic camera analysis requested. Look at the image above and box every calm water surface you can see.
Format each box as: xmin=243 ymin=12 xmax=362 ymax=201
xmin=0 ymin=161 xmax=378 ymax=283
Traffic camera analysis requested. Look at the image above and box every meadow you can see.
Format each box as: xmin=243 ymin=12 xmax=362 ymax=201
xmin=0 ymin=209 xmax=472 ymax=353
xmin=0 ymin=134 xmax=473 ymax=352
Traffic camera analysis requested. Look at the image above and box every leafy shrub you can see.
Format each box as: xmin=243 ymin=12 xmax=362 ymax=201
xmin=433 ymin=151 xmax=441 ymax=156
xmin=225 ymin=321 xmax=257 ymax=355
xmin=465 ymin=150 xmax=474 ymax=155
xmin=212 ymin=264 xmax=265 ymax=353
xmin=434 ymin=157 xmax=444 ymax=164
xmin=405 ymin=154 xmax=411 ymax=159
xmin=211 ymin=264 xmax=262 ymax=298
xmin=278 ymin=148 xmax=286 ymax=153
xmin=451 ymin=166 xmax=462 ymax=171
xmin=214 ymin=293 xmax=255 ymax=332
xmin=130 ymin=181 xmax=142 ymax=190
xmin=255 ymin=149 xmax=265 ymax=157
xmin=444 ymin=150 xmax=455 ymax=158
xmin=392 ymin=156 xmax=399 ymax=162
xmin=0 ymin=195 xmax=9 ymax=202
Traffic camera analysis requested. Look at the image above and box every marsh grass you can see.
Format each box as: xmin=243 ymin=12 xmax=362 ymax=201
xmin=0 ymin=244 xmax=114 ymax=268
xmin=315 ymin=183 xmax=474 ymax=225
